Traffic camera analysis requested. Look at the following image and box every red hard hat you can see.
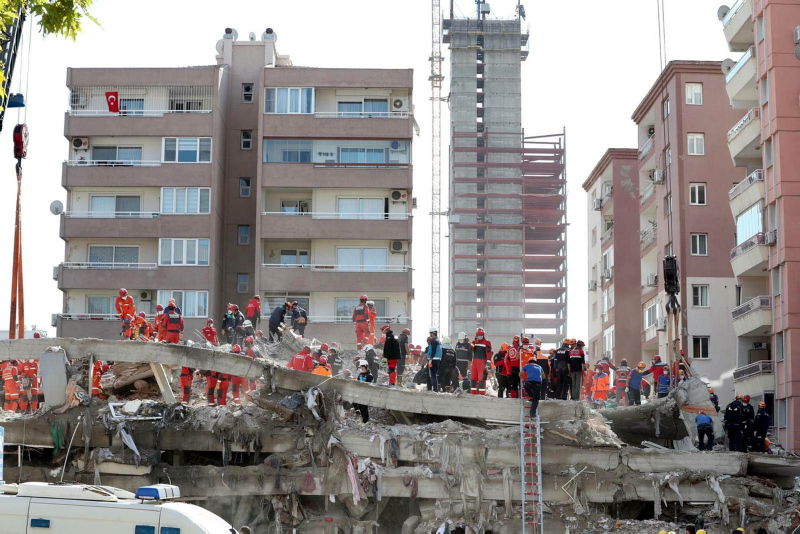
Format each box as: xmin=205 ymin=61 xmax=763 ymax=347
xmin=319 ymin=355 xmax=328 ymax=364
xmin=138 ymin=312 xmax=146 ymax=318
xmin=291 ymin=300 xmax=298 ymax=307
xmin=521 ymin=337 xmax=530 ymax=344
xmin=476 ymin=328 xmax=485 ymax=337
xmin=232 ymin=345 xmax=242 ymax=353
xmin=653 ymin=355 xmax=661 ymax=362
xmin=381 ymin=324 xmax=390 ymax=333
xmin=360 ymin=294 xmax=368 ymax=301
xmin=231 ymin=304 xmax=239 ymax=310
xmin=245 ymin=336 xmax=254 ymax=344
xmin=119 ymin=288 xmax=127 ymax=296
xmin=207 ymin=318 xmax=214 ymax=325
xmin=254 ymin=294 xmax=260 ymax=300
xmin=256 ymin=330 xmax=263 ymax=336
xmin=743 ymin=395 xmax=751 ymax=402
xmin=402 ymin=328 xmax=411 ymax=334
xmin=156 ymin=304 xmax=164 ymax=311
xmin=321 ymin=343 xmax=329 ymax=351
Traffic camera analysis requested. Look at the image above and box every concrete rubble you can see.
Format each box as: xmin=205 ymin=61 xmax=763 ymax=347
xmin=1 ymin=338 xmax=799 ymax=533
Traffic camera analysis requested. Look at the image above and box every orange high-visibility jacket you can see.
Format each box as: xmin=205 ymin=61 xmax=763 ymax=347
xmin=115 ymin=295 xmax=135 ymax=319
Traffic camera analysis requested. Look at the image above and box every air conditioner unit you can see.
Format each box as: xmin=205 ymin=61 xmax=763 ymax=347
xmin=592 ymin=198 xmax=603 ymax=211
xmin=646 ymin=274 xmax=658 ymax=286
xmin=53 ymin=266 xmax=59 ymax=281
xmin=72 ymin=137 xmax=89 ymax=150
xmin=392 ymin=97 xmax=409 ymax=112
xmin=51 ymin=314 xmax=58 ymax=328
xmin=602 ymin=268 xmax=613 ymax=281
xmin=70 ymin=93 xmax=86 ymax=109
xmin=390 ymin=241 xmax=408 ymax=253
xmin=588 ymin=280 xmax=598 ymax=291
xmin=652 ymin=170 xmax=665 ymax=183
xmin=764 ymin=229 xmax=777 ymax=245
xmin=139 ymin=291 xmax=152 ymax=302
xmin=656 ymin=317 xmax=667 ymax=331
xmin=390 ymin=190 xmax=408 ymax=203
xmin=648 ymin=126 xmax=655 ymax=137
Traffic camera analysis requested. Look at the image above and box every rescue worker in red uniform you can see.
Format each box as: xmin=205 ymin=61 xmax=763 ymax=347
xmin=614 ymin=359 xmax=631 ymax=406
xmin=202 ymin=318 xmax=219 ymax=346
xmin=288 ymin=347 xmax=315 ymax=372
xmin=216 ymin=347 xmax=235 ymax=406
xmin=115 ymin=288 xmax=136 ymax=335
xmin=231 ymin=344 xmax=251 ymax=405
xmin=352 ymin=295 xmax=370 ymax=344
xmin=160 ymin=303 xmax=189 ymax=403
xmin=22 ymin=359 xmax=40 ymax=412
xmin=17 ymin=359 xmax=31 ymax=412
xmin=470 ymin=328 xmax=492 ymax=395
xmin=494 ymin=343 xmax=511 ymax=398
xmin=647 ymin=355 xmax=667 ymax=386
xmin=154 ymin=304 xmax=165 ymax=341
xmin=2 ymin=360 xmax=21 ymax=412
xmin=245 ymin=294 xmax=261 ymax=327
xmin=92 ymin=360 xmax=111 ymax=399
xmin=535 ymin=341 xmax=550 ymax=400
xmin=506 ymin=342 xmax=521 ymax=398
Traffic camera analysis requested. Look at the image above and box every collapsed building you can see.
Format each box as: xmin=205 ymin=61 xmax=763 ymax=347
xmin=1 ymin=337 xmax=800 ymax=534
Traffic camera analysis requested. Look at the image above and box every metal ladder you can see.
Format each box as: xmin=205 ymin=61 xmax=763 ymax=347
xmin=520 ymin=392 xmax=544 ymax=533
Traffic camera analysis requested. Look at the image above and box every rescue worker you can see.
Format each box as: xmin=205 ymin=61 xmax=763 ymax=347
xmin=582 ymin=366 xmax=594 ymax=401
xmin=533 ymin=342 xmax=549 ymax=400
xmin=202 ymin=319 xmax=219 ymax=346
xmin=115 ymin=288 xmax=136 ymax=335
xmin=217 ymin=350 xmax=233 ymax=407
xmin=354 ymin=360 xmax=374 ymax=422
xmin=288 ymin=346 xmax=315 ymax=372
xmin=648 ymin=355 xmax=667 ymax=387
xmin=366 ymin=300 xmax=377 ymax=345
xmin=439 ymin=336 xmax=458 ymax=393
xmin=20 ymin=359 xmax=40 ymax=412
xmin=382 ymin=325 xmax=401 ymax=385
xmin=329 ymin=347 xmax=344 ymax=376
xmin=614 ymin=359 xmax=631 ymax=406
xmin=568 ymin=340 xmax=586 ymax=401
xmin=764 ymin=438 xmax=774 ymax=454
xmin=521 ymin=357 xmax=544 ymax=416
xmin=352 ymin=296 xmax=370 ymax=344
xmin=312 ymin=355 xmax=332 ymax=376
xmin=154 ymin=304 xmax=165 ymax=341
xmin=723 ymin=395 xmax=745 ymax=452
xmin=291 ymin=301 xmax=308 ymax=337
xmin=471 ymin=328 xmax=492 ymax=395
xmin=696 ymin=411 xmax=714 ymax=451
xmin=591 ymin=366 xmax=610 ymax=402
xmin=626 ymin=362 xmax=650 ymax=406
xmin=709 ymin=388 xmax=720 ymax=412
xmin=364 ymin=343 xmax=380 ymax=382
xmin=657 ymin=367 xmax=671 ymax=398
xmin=159 ymin=303 xmax=189 ymax=403
xmin=519 ymin=337 xmax=535 ymax=366
xmin=494 ymin=343 xmax=511 ymax=398
xmin=554 ymin=339 xmax=571 ymax=400
xmin=397 ymin=327 xmax=411 ymax=383
xmin=741 ymin=395 xmax=755 ymax=451
xmin=268 ymin=301 xmax=290 ymax=342
xmin=751 ymin=401 xmax=771 ymax=452
xmin=17 ymin=360 xmax=32 ymax=412
xmin=203 ymin=369 xmax=219 ymax=407
xmin=244 ymin=294 xmax=261 ymax=327
xmin=132 ymin=312 xmax=152 ymax=339
xmin=426 ymin=328 xmax=442 ymax=392
xmin=231 ymin=304 xmax=246 ymax=346
xmin=2 ymin=360 xmax=20 ymax=412
xmin=506 ymin=341 xmax=521 ymax=398
xmin=91 ymin=360 xmax=111 ymax=399
xmin=222 ymin=305 xmax=236 ymax=344
xmin=454 ymin=333 xmax=473 ymax=391
xmin=230 ymin=345 xmax=250 ymax=405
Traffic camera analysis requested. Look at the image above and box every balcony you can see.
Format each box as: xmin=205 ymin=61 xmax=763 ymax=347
xmin=732 ymin=295 xmax=772 ymax=337
xmin=640 ymin=183 xmax=655 ymax=206
xmin=638 ymin=137 xmax=654 ymax=162
xmin=600 ymin=227 xmax=613 ymax=246
xmin=722 ymin=0 xmax=755 ymax=53
xmin=727 ymin=107 xmax=761 ymax=168
xmin=731 ymin=233 xmax=770 ymax=277
xmin=56 ymin=262 xmax=210 ymax=291
xmin=55 ymin=314 xmax=206 ymax=341
xmin=65 ymin=111 xmax=213 ymax=138
xmin=259 ymin=264 xmax=412 ymax=293
xmin=733 ymin=360 xmax=774 ymax=397
xmin=60 ymin=212 xmax=211 ymax=239
xmin=729 ymin=169 xmax=764 ymax=218
xmin=263 ymin=113 xmax=412 ymax=140
xmin=640 ymin=224 xmax=657 ymax=251
xmin=62 ymin=160 xmax=212 ymax=188
xmin=262 ymin=163 xmax=412 ymax=190
xmin=725 ymin=47 xmax=757 ymax=109
xmin=261 ymin=212 xmax=411 ymax=240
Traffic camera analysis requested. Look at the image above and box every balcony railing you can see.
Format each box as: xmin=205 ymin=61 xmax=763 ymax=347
xmin=722 ymin=0 xmax=747 ymax=27
xmin=640 ymin=224 xmax=657 ymax=250
xmin=63 ymin=211 xmax=160 ymax=219
xmin=307 ymin=315 xmax=410 ymax=324
xmin=640 ymin=184 xmax=655 ymax=205
xmin=638 ymin=137 xmax=654 ymax=160
xmin=725 ymin=46 xmax=754 ymax=84
xmin=601 ymin=227 xmax=613 ymax=245
xmin=733 ymin=360 xmax=773 ymax=382
xmin=261 ymin=211 xmax=410 ymax=220
xmin=730 ymin=232 xmax=766 ymax=260
xmin=732 ymin=295 xmax=771 ymax=320
xmin=56 ymin=313 xmax=157 ymax=321
xmin=727 ymin=107 xmax=760 ymax=142
xmin=729 ymin=169 xmax=764 ymax=201
xmin=66 ymin=160 xmax=162 ymax=167
xmin=61 ymin=262 xmax=157 ymax=270
xmin=313 ymin=111 xmax=410 ymax=119
xmin=68 ymin=85 xmax=213 ymax=116
xmin=261 ymin=263 xmax=411 ymax=273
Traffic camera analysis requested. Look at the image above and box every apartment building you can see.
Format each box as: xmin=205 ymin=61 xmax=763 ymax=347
xmin=582 ymin=149 xmax=640 ymax=366
xmin=717 ymin=0 xmax=800 ymax=448
xmin=628 ymin=61 xmax=747 ymax=403
xmin=55 ymin=29 xmax=414 ymax=345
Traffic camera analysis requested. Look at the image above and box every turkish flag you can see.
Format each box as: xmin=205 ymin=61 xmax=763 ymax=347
xmin=105 ymin=91 xmax=119 ymax=113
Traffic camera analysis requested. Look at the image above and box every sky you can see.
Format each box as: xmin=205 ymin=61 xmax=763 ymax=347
xmin=0 ymin=0 xmax=734 ymax=342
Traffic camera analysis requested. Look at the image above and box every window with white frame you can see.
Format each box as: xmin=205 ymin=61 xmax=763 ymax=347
xmin=237 ymin=273 xmax=249 ymax=293
xmin=644 ymin=300 xmax=659 ymax=329
xmin=688 ymin=133 xmax=705 ymax=155
xmin=690 ymin=183 xmax=707 ymax=205
xmin=279 ymin=249 xmax=309 ymax=266
xmin=692 ymin=336 xmax=710 ymax=359
xmin=603 ymin=325 xmax=615 ymax=358
xmin=241 ymin=130 xmax=253 ymax=150
xmin=91 ymin=146 xmax=143 ymax=163
xmin=264 ymin=87 xmax=314 ymax=114
xmin=159 ymin=238 xmax=210 ymax=266
xmin=89 ymin=195 xmax=141 ymax=217
xmin=88 ymin=245 xmax=139 ymax=266
xmin=602 ymin=246 xmax=614 ymax=273
xmin=337 ymin=198 xmax=385 ymax=219
xmin=665 ymin=147 xmax=672 ymax=166
xmin=337 ymin=99 xmax=390 ymax=117
xmin=162 ymin=137 xmax=211 ymax=163
xmin=686 ymin=83 xmax=703 ymax=105
xmin=87 ymin=296 xmax=114 ymax=315
xmin=778 ymin=399 xmax=787 ymax=427
xmin=662 ymin=98 xmax=670 ymax=119
xmin=242 ymin=83 xmax=254 ymax=103
xmin=691 ymin=233 xmax=708 ymax=256
xmin=602 ymin=285 xmax=615 ymax=312
xmin=161 ymin=188 xmax=210 ymax=214
xmin=281 ymin=200 xmax=310 ymax=214
xmin=239 ymin=178 xmax=251 ymax=198
xmin=336 ymin=298 xmax=386 ymax=321
xmin=156 ymin=290 xmax=208 ymax=317
xmin=336 ymin=248 xmax=388 ymax=271
xmin=692 ymin=284 xmax=709 ymax=307
xmin=238 ymin=225 xmax=250 ymax=246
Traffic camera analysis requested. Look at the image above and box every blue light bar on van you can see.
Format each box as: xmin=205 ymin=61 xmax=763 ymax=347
xmin=135 ymin=484 xmax=181 ymax=500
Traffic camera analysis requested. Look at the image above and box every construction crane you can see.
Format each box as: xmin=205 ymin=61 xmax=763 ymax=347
xmin=0 ymin=4 xmax=26 ymax=132
xmin=429 ymin=0 xmax=444 ymax=330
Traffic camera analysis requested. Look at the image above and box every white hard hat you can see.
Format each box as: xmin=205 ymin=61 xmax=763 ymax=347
xmin=364 ymin=344 xmax=373 ymax=351
xmin=458 ymin=332 xmax=467 ymax=340
xmin=441 ymin=336 xmax=451 ymax=344
xmin=366 ymin=300 xmax=375 ymax=306
xmin=429 ymin=327 xmax=438 ymax=334
xmin=358 ymin=359 xmax=369 ymax=367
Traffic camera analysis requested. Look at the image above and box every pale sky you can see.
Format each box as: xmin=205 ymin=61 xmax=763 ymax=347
xmin=0 ymin=0 xmax=733 ymax=342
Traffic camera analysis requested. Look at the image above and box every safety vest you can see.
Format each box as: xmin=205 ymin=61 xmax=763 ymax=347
xmin=615 ymin=366 xmax=630 ymax=387
xmin=167 ymin=312 xmax=182 ymax=332
xmin=593 ymin=373 xmax=610 ymax=396
xmin=2 ymin=365 xmax=18 ymax=382
xmin=353 ymin=305 xmax=368 ymax=322
xmin=520 ymin=346 xmax=535 ymax=366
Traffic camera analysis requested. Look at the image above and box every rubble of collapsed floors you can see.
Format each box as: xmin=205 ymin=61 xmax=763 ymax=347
xmin=1 ymin=337 xmax=800 ymax=533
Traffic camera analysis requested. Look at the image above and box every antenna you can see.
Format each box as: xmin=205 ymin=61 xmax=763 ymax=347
xmin=49 ymin=200 xmax=63 ymax=215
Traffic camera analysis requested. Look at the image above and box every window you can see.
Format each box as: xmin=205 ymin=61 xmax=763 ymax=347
xmin=279 ymin=249 xmax=309 ymax=266
xmin=591 ymin=227 xmax=597 ymax=246
xmin=90 ymin=195 xmax=141 ymax=217
xmin=665 ymin=147 xmax=672 ymax=166
xmin=161 ymin=188 xmax=210 ymax=214
xmin=242 ymin=83 xmax=254 ymax=103
xmin=688 ymin=134 xmax=705 ymax=155
xmin=691 ymin=233 xmax=708 ymax=256
xmin=776 ymin=332 xmax=784 ymax=362
xmin=602 ymin=246 xmax=614 ymax=272
xmin=686 ymin=83 xmax=703 ymax=105
xmin=690 ymin=183 xmax=707 ymax=205
xmin=91 ymin=146 xmax=143 ymax=164
xmin=644 ymin=299 xmax=659 ymax=329
xmin=336 ymin=99 xmax=390 ymax=117
xmin=735 ymin=203 xmax=763 ymax=244
xmin=119 ymin=98 xmax=144 ymax=116
xmin=340 ymin=147 xmax=387 ymax=164
xmin=692 ymin=336 xmax=710 ymax=359
xmin=237 ymin=273 xmax=249 ymax=293
xmin=692 ymin=284 xmax=709 ymax=307
xmin=603 ymin=325 xmax=615 ymax=358
xmin=87 ymin=296 xmax=113 ymax=315
xmin=602 ymin=285 xmax=615 ymax=312
xmin=337 ymin=198 xmax=385 ymax=219
xmin=772 ymin=265 xmax=782 ymax=296
xmin=163 ymin=137 xmax=212 ymax=163
xmin=263 ymin=139 xmax=410 ymax=165
xmin=156 ymin=290 xmax=208 ymax=317
xmin=336 ymin=247 xmax=388 ymax=271
xmin=756 ymin=16 xmax=764 ymax=42
xmin=88 ymin=245 xmax=139 ymax=266
xmin=281 ymin=200 xmax=310 ymax=214
xmin=662 ymin=98 xmax=670 ymax=119
xmin=264 ymin=87 xmax=314 ymax=114
xmin=159 ymin=239 xmax=210 ymax=266
xmin=665 ymin=193 xmax=672 ymax=215
xmin=760 ymin=75 xmax=769 ymax=103
xmin=778 ymin=399 xmax=787 ymax=428
xmin=241 ymin=130 xmax=253 ymax=150
xmin=238 ymin=225 xmax=250 ymax=245
xmin=336 ymin=298 xmax=386 ymax=321
xmin=239 ymin=178 xmax=251 ymax=198
xmin=765 ymin=139 xmax=774 ymax=167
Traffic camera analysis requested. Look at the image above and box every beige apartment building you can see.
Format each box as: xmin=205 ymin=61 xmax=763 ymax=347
xmin=55 ymin=29 xmax=414 ymax=345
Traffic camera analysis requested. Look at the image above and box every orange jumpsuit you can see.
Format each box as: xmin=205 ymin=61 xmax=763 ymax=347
xmin=154 ymin=311 xmax=166 ymax=341
xmin=92 ymin=361 xmax=112 ymax=398
xmin=131 ymin=316 xmax=152 ymax=339
xmin=367 ymin=306 xmax=377 ymax=345
xmin=592 ymin=372 xmax=610 ymax=401
xmin=352 ymin=303 xmax=370 ymax=344
xmin=582 ymin=368 xmax=595 ymax=401
xmin=312 ymin=365 xmax=332 ymax=376
xmin=519 ymin=345 xmax=535 ymax=366
xmin=2 ymin=362 xmax=20 ymax=412
xmin=231 ymin=350 xmax=253 ymax=405
xmin=21 ymin=360 xmax=40 ymax=411
xmin=115 ymin=295 xmax=136 ymax=331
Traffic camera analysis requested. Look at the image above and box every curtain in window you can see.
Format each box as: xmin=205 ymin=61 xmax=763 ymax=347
xmin=199 ymin=189 xmax=210 ymax=213
xmin=175 ymin=189 xmax=186 ymax=214
xmin=117 ymin=147 xmax=142 ymax=161
xmin=199 ymin=138 xmax=212 ymax=162
xmin=361 ymin=198 xmax=383 ymax=219
xmin=336 ymin=248 xmax=361 ymax=271
xmin=164 ymin=138 xmax=177 ymax=162
xmin=276 ymin=88 xmax=289 ymax=113
xmin=92 ymin=146 xmax=117 ymax=161
xmin=736 ymin=203 xmax=763 ymax=245
xmin=174 ymin=240 xmax=184 ymax=265
xmin=115 ymin=196 xmax=141 ymax=215
xmin=114 ymin=247 xmax=139 ymax=264
xmin=120 ymin=98 xmax=144 ymax=115
xmin=186 ymin=188 xmax=199 ymax=214
xmin=178 ymin=138 xmax=198 ymax=163
xmin=364 ymin=99 xmax=389 ymax=114
xmin=289 ymin=88 xmax=300 ymax=113
xmin=160 ymin=240 xmax=172 ymax=265
xmin=366 ymin=148 xmax=387 ymax=164
xmin=157 ymin=291 xmax=171 ymax=308
xmin=162 ymin=188 xmax=175 ymax=214
xmin=88 ymin=246 xmax=113 ymax=264
xmin=265 ymin=88 xmax=276 ymax=113
xmin=88 ymin=297 xmax=112 ymax=315
xmin=184 ymin=291 xmax=197 ymax=317
xmin=198 ymin=239 xmax=209 ymax=266
xmin=186 ymin=240 xmax=197 ymax=265
xmin=197 ymin=291 xmax=208 ymax=317
xmin=338 ymin=102 xmax=362 ymax=118
xmin=298 ymin=250 xmax=309 ymax=265
xmin=90 ymin=196 xmax=115 ymax=217
xmin=172 ymin=291 xmax=184 ymax=312
xmin=301 ymin=88 xmax=313 ymax=113
xmin=339 ymin=148 xmax=362 ymax=164
xmin=336 ymin=299 xmax=359 ymax=319
xmin=337 ymin=198 xmax=359 ymax=219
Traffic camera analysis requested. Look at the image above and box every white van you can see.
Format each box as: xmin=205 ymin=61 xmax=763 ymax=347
xmin=0 ymin=482 xmax=236 ymax=533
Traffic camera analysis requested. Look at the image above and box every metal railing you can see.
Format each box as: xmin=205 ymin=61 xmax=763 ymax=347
xmin=731 ymin=295 xmax=771 ymax=320
xmin=63 ymin=211 xmax=160 ymax=219
xmin=308 ymin=315 xmax=410 ymax=324
xmin=733 ymin=360 xmax=773 ymax=382
xmin=261 ymin=263 xmax=411 ymax=272
xmin=642 ymin=324 xmax=657 ymax=342
xmin=261 ymin=211 xmax=410 ymax=220
xmin=723 ymin=0 xmax=747 ymax=27
xmin=68 ymin=85 xmax=213 ymax=116
xmin=640 ymin=184 xmax=655 ymax=205
xmin=313 ymin=111 xmax=410 ymax=119
xmin=310 ymin=162 xmax=410 ymax=169
xmin=56 ymin=313 xmax=157 ymax=321
xmin=638 ymin=137 xmax=654 ymax=160
xmin=727 ymin=107 xmax=760 ymax=142
xmin=66 ymin=160 xmax=162 ymax=167
xmin=729 ymin=169 xmax=764 ymax=201
xmin=601 ymin=183 xmax=613 ymax=204
xmin=601 ymin=227 xmax=613 ymax=245
xmin=731 ymin=232 xmax=766 ymax=260
xmin=61 ymin=262 xmax=157 ymax=270
xmin=640 ymin=224 xmax=657 ymax=250
xmin=725 ymin=46 xmax=754 ymax=84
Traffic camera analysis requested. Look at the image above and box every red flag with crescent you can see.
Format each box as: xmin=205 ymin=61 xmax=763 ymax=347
xmin=105 ymin=91 xmax=119 ymax=113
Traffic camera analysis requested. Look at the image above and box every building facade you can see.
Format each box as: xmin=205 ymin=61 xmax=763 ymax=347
xmin=55 ymin=29 xmax=414 ymax=345
xmin=717 ymin=0 xmax=800 ymax=448
xmin=582 ymin=149 xmax=640 ymax=367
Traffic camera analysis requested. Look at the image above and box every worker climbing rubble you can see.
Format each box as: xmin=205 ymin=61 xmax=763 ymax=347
xmin=352 ymin=295 xmax=370 ymax=344
xmin=290 ymin=301 xmax=308 ymax=337
xmin=244 ymin=294 xmax=261 ymax=327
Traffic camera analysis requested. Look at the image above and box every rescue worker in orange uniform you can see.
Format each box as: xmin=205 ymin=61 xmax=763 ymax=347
xmin=92 ymin=360 xmax=112 ymax=399
xmin=131 ymin=312 xmax=152 ymax=339
xmin=352 ymin=295 xmax=370 ymax=344
xmin=592 ymin=366 xmax=610 ymax=402
xmin=312 ymin=355 xmax=333 ymax=376
xmin=519 ymin=337 xmax=535 ymax=366
xmin=534 ymin=339 xmax=550 ymax=400
xmin=154 ymin=304 xmax=165 ymax=341
xmin=115 ymin=288 xmax=136 ymax=335
xmin=582 ymin=366 xmax=595 ymax=401
xmin=366 ymin=300 xmax=377 ymax=345
xmin=202 ymin=318 xmax=219 ymax=346
xmin=160 ymin=303 xmax=189 ymax=403
xmin=17 ymin=359 xmax=32 ymax=412
xmin=230 ymin=344 xmax=250 ymax=405
xmin=470 ymin=328 xmax=492 ymax=395
xmin=20 ymin=359 xmax=40 ymax=412
xmin=216 ymin=346 xmax=235 ymax=406
xmin=2 ymin=360 xmax=21 ymax=412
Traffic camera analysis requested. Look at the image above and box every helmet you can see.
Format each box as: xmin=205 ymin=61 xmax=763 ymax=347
xmin=364 ymin=344 xmax=373 ymax=351
xmin=708 ymin=388 xmax=714 ymax=394
xmin=501 ymin=343 xmax=509 ymax=351
xmin=231 ymin=304 xmax=239 ymax=311
xmin=743 ymin=395 xmax=750 ymax=403
xmin=563 ymin=338 xmax=571 ymax=345
xmin=156 ymin=304 xmax=164 ymax=311
xmin=458 ymin=332 xmax=467 ymax=341
xmin=429 ymin=327 xmax=438 ymax=334
xmin=320 ymin=343 xmax=329 ymax=351
xmin=758 ymin=401 xmax=766 ymax=409
xmin=357 ymin=343 xmax=364 ymax=350
xmin=243 ymin=320 xmax=253 ymax=327
xmin=521 ymin=337 xmax=530 ymax=345
xmin=513 ymin=335 xmax=520 ymax=342
xmin=534 ymin=338 xmax=542 ymax=345
xmin=360 ymin=294 xmax=368 ymax=301
xmin=441 ymin=336 xmax=451 ymax=344
xmin=138 ymin=312 xmax=146 ymax=318
xmin=576 ymin=340 xmax=584 ymax=347
xmin=256 ymin=330 xmax=263 ymax=336
xmin=620 ymin=359 xmax=628 ymax=366
xmin=653 ymin=355 xmax=661 ymax=362
xmin=291 ymin=300 xmax=298 ymax=307
xmin=319 ymin=355 xmax=328 ymax=365
xmin=358 ymin=359 xmax=368 ymax=368
xmin=476 ymin=328 xmax=485 ymax=337
xmin=637 ymin=362 xmax=646 ymax=369
xmin=679 ymin=349 xmax=685 ymax=356
xmin=118 ymin=288 xmax=128 ymax=297
xmin=232 ymin=345 xmax=242 ymax=353
xmin=207 ymin=318 xmax=214 ymax=325
xmin=245 ymin=336 xmax=255 ymax=345
xmin=402 ymin=328 xmax=411 ymax=335
xmin=381 ymin=324 xmax=391 ymax=333
xmin=367 ymin=300 xmax=375 ymax=307
xmin=253 ymin=294 xmax=261 ymax=300
xmin=167 ymin=302 xmax=176 ymax=309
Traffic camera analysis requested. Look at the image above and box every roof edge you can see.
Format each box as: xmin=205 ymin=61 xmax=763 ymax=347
xmin=582 ymin=148 xmax=638 ymax=191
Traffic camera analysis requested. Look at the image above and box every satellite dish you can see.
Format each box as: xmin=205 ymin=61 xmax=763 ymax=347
xmin=215 ymin=40 xmax=224 ymax=54
xmin=717 ymin=5 xmax=730 ymax=21
xmin=796 ymin=44 xmax=800 ymax=61
xmin=50 ymin=200 xmax=64 ymax=216
xmin=721 ymin=58 xmax=736 ymax=74
xmin=231 ymin=29 xmax=239 ymax=41
xmin=249 ymin=32 xmax=256 ymax=41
